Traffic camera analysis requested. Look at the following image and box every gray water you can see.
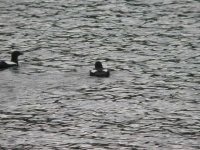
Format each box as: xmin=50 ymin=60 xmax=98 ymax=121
xmin=0 ymin=0 xmax=200 ymax=149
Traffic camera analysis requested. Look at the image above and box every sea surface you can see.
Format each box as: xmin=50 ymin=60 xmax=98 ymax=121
xmin=0 ymin=0 xmax=199 ymax=149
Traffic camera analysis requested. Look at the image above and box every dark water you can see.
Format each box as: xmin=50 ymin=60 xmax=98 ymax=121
xmin=0 ymin=0 xmax=200 ymax=149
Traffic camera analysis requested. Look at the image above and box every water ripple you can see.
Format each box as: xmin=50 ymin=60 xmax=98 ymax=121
xmin=0 ymin=0 xmax=200 ymax=149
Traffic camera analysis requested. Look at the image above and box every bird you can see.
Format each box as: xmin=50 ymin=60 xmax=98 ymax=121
xmin=90 ymin=61 xmax=110 ymax=77
xmin=0 ymin=51 xmax=23 ymax=69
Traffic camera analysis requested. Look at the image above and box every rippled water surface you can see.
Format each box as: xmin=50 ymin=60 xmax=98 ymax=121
xmin=0 ymin=0 xmax=200 ymax=149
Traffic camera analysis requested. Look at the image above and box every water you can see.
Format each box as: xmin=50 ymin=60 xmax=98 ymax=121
xmin=0 ymin=0 xmax=199 ymax=149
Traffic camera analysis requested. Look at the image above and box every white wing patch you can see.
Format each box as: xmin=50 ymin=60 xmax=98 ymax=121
xmin=5 ymin=61 xmax=16 ymax=65
xmin=91 ymin=70 xmax=96 ymax=73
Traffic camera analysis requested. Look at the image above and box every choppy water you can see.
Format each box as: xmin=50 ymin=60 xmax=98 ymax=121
xmin=0 ymin=0 xmax=200 ymax=149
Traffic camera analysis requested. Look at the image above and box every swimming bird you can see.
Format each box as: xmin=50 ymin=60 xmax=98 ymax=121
xmin=90 ymin=61 xmax=110 ymax=77
xmin=0 ymin=51 xmax=23 ymax=69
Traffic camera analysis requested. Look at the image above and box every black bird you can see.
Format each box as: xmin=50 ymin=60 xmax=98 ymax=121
xmin=0 ymin=51 xmax=23 ymax=69
xmin=90 ymin=61 xmax=110 ymax=77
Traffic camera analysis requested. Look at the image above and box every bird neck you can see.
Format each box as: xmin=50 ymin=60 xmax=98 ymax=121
xmin=96 ymin=67 xmax=103 ymax=71
xmin=11 ymin=57 xmax=18 ymax=65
